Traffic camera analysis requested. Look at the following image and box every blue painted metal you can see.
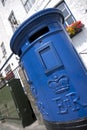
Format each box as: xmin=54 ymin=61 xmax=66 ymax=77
xmin=10 ymin=8 xmax=87 ymax=124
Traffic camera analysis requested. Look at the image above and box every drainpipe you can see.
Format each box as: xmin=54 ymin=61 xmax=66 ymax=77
xmin=0 ymin=53 xmax=13 ymax=71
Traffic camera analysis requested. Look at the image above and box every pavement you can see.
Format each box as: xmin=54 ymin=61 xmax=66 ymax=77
xmin=0 ymin=120 xmax=47 ymax=130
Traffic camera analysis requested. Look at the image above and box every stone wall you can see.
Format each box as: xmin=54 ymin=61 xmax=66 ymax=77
xmin=18 ymin=66 xmax=44 ymax=125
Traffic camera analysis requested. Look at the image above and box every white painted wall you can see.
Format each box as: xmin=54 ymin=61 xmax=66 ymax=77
xmin=65 ymin=0 xmax=87 ymax=68
xmin=0 ymin=0 xmax=27 ymax=76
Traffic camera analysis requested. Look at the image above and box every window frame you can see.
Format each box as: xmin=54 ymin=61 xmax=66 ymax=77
xmin=55 ymin=0 xmax=76 ymax=26
xmin=21 ymin=0 xmax=36 ymax=13
xmin=0 ymin=42 xmax=7 ymax=57
xmin=5 ymin=64 xmax=12 ymax=75
xmin=8 ymin=10 xmax=19 ymax=32
xmin=1 ymin=0 xmax=6 ymax=6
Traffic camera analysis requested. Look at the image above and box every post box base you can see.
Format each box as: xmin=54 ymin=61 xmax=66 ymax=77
xmin=44 ymin=118 xmax=87 ymax=130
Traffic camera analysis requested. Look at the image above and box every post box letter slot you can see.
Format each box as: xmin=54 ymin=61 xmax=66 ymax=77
xmin=29 ymin=27 xmax=49 ymax=43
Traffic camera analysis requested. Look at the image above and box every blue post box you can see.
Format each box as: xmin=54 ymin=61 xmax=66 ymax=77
xmin=10 ymin=8 xmax=87 ymax=130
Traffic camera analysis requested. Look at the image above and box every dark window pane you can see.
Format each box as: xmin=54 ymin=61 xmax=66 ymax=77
xmin=58 ymin=3 xmax=65 ymax=10
xmin=63 ymin=8 xmax=69 ymax=17
xmin=21 ymin=0 xmax=35 ymax=13
xmin=8 ymin=11 xmax=19 ymax=32
xmin=66 ymin=16 xmax=74 ymax=25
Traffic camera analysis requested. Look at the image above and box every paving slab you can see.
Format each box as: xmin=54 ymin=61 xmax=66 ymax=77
xmin=0 ymin=121 xmax=47 ymax=130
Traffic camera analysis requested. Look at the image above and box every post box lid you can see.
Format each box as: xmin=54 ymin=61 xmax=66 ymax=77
xmin=10 ymin=8 xmax=64 ymax=56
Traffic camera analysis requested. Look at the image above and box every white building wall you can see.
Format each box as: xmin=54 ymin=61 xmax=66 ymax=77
xmin=65 ymin=0 xmax=87 ymax=67
xmin=0 ymin=0 xmax=27 ymax=38
xmin=0 ymin=0 xmax=28 ymax=76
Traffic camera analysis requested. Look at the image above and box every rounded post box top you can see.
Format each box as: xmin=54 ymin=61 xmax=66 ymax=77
xmin=10 ymin=8 xmax=64 ymax=56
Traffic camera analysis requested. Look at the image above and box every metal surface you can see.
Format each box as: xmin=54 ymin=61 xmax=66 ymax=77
xmin=10 ymin=8 xmax=87 ymax=129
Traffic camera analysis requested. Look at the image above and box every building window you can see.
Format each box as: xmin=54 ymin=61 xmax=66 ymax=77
xmin=1 ymin=42 xmax=7 ymax=58
xmin=1 ymin=0 xmax=6 ymax=6
xmin=34 ymin=0 xmax=51 ymax=11
xmin=4 ymin=64 xmax=14 ymax=81
xmin=21 ymin=0 xmax=36 ymax=13
xmin=5 ymin=64 xmax=12 ymax=74
xmin=8 ymin=10 xmax=19 ymax=32
xmin=55 ymin=1 xmax=75 ymax=26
